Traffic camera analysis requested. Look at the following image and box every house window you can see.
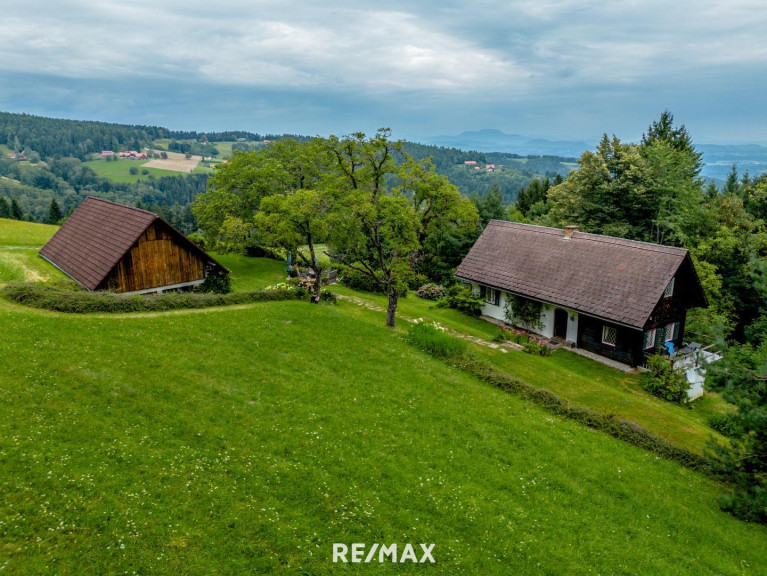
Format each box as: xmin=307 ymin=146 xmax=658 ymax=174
xmin=664 ymin=277 xmax=675 ymax=298
xmin=602 ymin=325 xmax=617 ymax=347
xmin=484 ymin=287 xmax=500 ymax=306
xmin=644 ymin=328 xmax=657 ymax=350
xmin=665 ymin=322 xmax=680 ymax=342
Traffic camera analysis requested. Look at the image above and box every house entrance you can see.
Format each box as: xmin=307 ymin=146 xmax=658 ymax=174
xmin=554 ymin=308 xmax=568 ymax=339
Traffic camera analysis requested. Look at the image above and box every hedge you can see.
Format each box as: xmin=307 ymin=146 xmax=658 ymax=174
xmin=2 ymin=282 xmax=303 ymax=314
xmin=401 ymin=334 xmax=716 ymax=475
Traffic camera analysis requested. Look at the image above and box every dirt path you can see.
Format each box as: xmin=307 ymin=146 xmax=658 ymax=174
xmin=336 ymin=294 xmax=518 ymax=353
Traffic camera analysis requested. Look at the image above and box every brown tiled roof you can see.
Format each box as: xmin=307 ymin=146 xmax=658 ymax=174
xmin=40 ymin=197 xmax=225 ymax=290
xmin=455 ymin=221 xmax=705 ymax=329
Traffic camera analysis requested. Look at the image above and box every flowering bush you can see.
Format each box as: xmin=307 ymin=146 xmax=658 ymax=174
xmin=523 ymin=337 xmax=552 ymax=356
xmin=417 ymin=283 xmax=447 ymax=300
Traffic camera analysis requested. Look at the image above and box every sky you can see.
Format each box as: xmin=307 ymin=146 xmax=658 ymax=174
xmin=1 ymin=0 xmax=766 ymax=144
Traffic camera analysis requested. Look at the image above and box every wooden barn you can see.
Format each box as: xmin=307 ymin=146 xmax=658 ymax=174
xmin=40 ymin=197 xmax=228 ymax=294
xmin=455 ymin=221 xmax=708 ymax=367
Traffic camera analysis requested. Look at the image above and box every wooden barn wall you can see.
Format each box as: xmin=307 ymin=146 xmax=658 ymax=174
xmin=577 ymin=315 xmax=644 ymax=366
xmin=102 ymin=223 xmax=205 ymax=292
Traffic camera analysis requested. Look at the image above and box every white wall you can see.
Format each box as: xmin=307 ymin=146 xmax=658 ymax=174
xmin=472 ymin=283 xmax=554 ymax=339
xmin=566 ymin=311 xmax=579 ymax=344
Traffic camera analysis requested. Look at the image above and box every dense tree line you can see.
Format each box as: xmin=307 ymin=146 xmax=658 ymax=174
xmin=0 ymin=112 xmax=169 ymax=160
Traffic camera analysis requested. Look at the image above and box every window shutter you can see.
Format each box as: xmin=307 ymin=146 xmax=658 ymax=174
xmin=673 ymin=322 xmax=680 ymax=340
xmin=494 ymin=290 xmax=500 ymax=306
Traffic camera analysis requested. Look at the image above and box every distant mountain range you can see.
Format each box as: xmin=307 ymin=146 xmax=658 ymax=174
xmin=420 ymin=129 xmax=591 ymax=159
xmin=419 ymin=129 xmax=767 ymax=182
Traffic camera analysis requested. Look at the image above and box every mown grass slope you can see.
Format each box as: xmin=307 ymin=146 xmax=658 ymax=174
xmin=0 ymin=218 xmax=65 ymax=283
xmin=1 ymin=297 xmax=766 ymax=574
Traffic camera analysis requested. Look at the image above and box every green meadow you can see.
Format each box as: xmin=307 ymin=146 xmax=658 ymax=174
xmin=83 ymin=159 xmax=179 ymax=183
xmin=1 ymin=219 xmax=765 ymax=574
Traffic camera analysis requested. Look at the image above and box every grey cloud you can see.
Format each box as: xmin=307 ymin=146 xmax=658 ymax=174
xmin=0 ymin=1 xmax=765 ymax=142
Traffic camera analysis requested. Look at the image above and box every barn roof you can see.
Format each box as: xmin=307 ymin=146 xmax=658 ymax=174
xmin=40 ymin=197 xmax=226 ymax=290
xmin=455 ymin=221 xmax=707 ymax=329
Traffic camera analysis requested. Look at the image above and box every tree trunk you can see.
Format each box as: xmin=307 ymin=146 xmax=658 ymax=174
xmin=386 ymin=288 xmax=399 ymax=328
xmin=312 ymin=270 xmax=322 ymax=304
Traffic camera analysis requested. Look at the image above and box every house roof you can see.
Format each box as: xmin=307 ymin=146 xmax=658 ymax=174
xmin=40 ymin=197 xmax=226 ymax=290
xmin=455 ymin=221 xmax=707 ymax=329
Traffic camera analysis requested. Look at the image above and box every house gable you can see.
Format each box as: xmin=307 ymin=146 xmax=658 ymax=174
xmin=455 ymin=221 xmax=707 ymax=330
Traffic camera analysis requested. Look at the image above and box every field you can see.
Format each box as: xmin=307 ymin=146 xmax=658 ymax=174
xmin=1 ymin=220 xmax=765 ymax=574
xmin=144 ymin=150 xmax=202 ymax=174
xmin=83 ymin=159 xmax=180 ymax=183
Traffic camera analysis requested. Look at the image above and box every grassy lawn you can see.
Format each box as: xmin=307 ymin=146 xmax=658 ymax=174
xmin=309 ymin=270 xmax=732 ymax=457
xmin=1 ymin=299 xmax=766 ymax=574
xmin=211 ymin=252 xmax=287 ymax=292
xmin=0 ymin=248 xmax=65 ymax=283
xmin=83 ymin=159 xmax=179 ymax=183
xmin=0 ymin=223 xmax=765 ymax=573
xmin=0 ymin=217 xmax=57 ymax=246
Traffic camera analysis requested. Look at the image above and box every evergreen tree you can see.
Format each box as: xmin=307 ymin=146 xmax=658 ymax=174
xmin=724 ymin=164 xmax=741 ymax=196
xmin=472 ymin=183 xmax=507 ymax=226
xmin=0 ymin=196 xmax=10 ymax=218
xmin=10 ymin=197 xmax=23 ymax=220
xmin=48 ymin=198 xmax=63 ymax=224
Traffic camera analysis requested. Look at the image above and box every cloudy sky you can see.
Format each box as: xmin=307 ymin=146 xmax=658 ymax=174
xmin=1 ymin=0 xmax=766 ymax=144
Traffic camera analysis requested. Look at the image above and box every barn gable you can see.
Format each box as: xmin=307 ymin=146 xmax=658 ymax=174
xmin=40 ymin=197 xmax=227 ymax=293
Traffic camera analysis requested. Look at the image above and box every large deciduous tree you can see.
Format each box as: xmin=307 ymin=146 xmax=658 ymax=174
xmin=192 ymin=139 xmax=329 ymax=252
xmin=327 ymin=130 xmax=478 ymax=327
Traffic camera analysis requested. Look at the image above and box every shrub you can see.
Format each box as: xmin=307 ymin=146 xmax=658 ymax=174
xmin=405 ymin=320 xmax=466 ymax=359
xmin=642 ymin=355 xmax=690 ymax=404
xmin=408 ymin=273 xmax=429 ymax=291
xmin=523 ymin=337 xmax=552 ymax=356
xmin=2 ymin=282 xmax=301 ymax=314
xmin=194 ymin=266 xmax=231 ymax=294
xmin=416 ymin=283 xmax=447 ymax=300
xmin=320 ymin=291 xmax=337 ymax=304
xmin=441 ymin=284 xmax=484 ymax=317
xmin=187 ymin=232 xmax=205 ymax=249
xmin=707 ymin=413 xmax=741 ymax=438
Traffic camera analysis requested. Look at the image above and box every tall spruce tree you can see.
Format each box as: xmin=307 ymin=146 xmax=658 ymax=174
xmin=10 ymin=197 xmax=23 ymax=220
xmin=0 ymin=196 xmax=10 ymax=219
xmin=48 ymin=198 xmax=63 ymax=224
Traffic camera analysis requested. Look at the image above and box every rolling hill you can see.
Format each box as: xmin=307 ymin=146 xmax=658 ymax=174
xmin=0 ymin=219 xmax=765 ymax=574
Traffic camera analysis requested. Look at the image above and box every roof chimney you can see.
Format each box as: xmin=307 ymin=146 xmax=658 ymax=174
xmin=563 ymin=225 xmax=578 ymax=240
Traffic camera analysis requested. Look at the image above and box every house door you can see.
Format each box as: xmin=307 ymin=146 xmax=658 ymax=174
xmin=554 ymin=308 xmax=568 ymax=339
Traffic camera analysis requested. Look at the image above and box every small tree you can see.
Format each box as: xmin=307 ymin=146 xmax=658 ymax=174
xmin=48 ymin=199 xmax=63 ymax=224
xmin=254 ymin=188 xmax=333 ymax=302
